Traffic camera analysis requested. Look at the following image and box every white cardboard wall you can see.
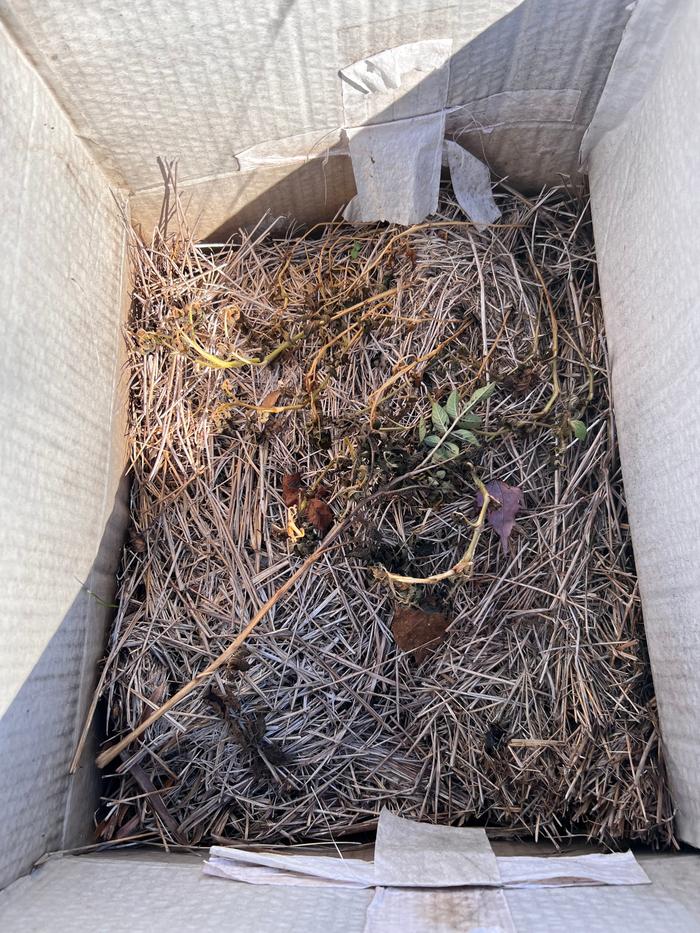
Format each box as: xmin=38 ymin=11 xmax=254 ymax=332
xmin=0 ymin=0 xmax=632 ymax=238
xmin=0 ymin=23 xmax=128 ymax=890
xmin=589 ymin=0 xmax=700 ymax=846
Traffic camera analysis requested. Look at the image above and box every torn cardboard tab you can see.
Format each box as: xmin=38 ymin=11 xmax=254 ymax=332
xmin=206 ymin=810 xmax=651 ymax=892
xmin=497 ymin=852 xmax=650 ymax=888
xmin=204 ymin=858 xmax=367 ymax=888
xmin=343 ymin=113 xmax=445 ymax=225
xmin=374 ymin=810 xmax=501 ymax=888
xmin=443 ymin=141 xmax=501 ymax=227
xmin=340 ymin=38 xmax=452 ymax=226
xmin=340 ymin=38 xmax=452 ymax=126
xmin=207 ymin=810 xmax=496 ymax=889
xmin=207 ymin=844 xmax=375 ymax=887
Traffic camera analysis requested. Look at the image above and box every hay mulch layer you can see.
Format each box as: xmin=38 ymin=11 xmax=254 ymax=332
xmin=91 ymin=184 xmax=674 ymax=850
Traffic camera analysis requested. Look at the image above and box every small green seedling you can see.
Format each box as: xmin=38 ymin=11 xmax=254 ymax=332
xmin=569 ymin=419 xmax=588 ymax=442
xmin=419 ymin=383 xmax=496 ymax=463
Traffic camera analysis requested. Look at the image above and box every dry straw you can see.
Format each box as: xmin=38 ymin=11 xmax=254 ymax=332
xmin=83 ymin=182 xmax=674 ymax=850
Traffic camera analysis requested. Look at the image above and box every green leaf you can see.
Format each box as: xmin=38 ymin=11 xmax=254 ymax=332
xmin=432 ymin=441 xmax=460 ymax=461
xmin=350 ymin=242 xmax=362 ymax=259
xmin=435 ymin=441 xmax=459 ymax=460
xmin=466 ymin=382 xmax=497 ymax=409
xmin=453 ymin=428 xmax=479 ymax=446
xmin=431 ymin=402 xmax=450 ymax=434
xmin=457 ymin=413 xmax=482 ymax=429
xmin=570 ymin=419 xmax=588 ymax=442
xmin=445 ymin=389 xmax=461 ymax=421
xmin=418 ymin=416 xmax=427 ymax=443
xmin=424 ymin=434 xmax=442 ymax=447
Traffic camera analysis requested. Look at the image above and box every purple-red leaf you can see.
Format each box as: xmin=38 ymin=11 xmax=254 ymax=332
xmin=476 ymin=480 xmax=523 ymax=554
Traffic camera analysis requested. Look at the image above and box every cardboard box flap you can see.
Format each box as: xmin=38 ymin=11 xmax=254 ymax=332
xmin=2 ymin=0 xmax=631 ymax=234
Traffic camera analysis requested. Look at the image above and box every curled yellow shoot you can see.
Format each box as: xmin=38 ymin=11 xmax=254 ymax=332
xmin=382 ymin=471 xmax=491 ymax=586
xmin=179 ymin=305 xmax=260 ymax=368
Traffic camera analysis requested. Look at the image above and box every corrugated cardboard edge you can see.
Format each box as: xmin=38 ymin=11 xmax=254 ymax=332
xmin=588 ymin=0 xmax=700 ymax=847
xmin=60 ymin=201 xmax=132 ymax=852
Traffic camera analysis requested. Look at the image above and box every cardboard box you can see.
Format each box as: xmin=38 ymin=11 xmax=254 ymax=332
xmin=1 ymin=0 xmax=698 ymax=928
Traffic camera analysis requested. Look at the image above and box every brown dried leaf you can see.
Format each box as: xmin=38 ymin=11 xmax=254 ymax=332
xmin=282 ymin=472 xmax=303 ymax=507
xmin=476 ymin=479 xmax=523 ymax=554
xmin=259 ymin=389 xmax=283 ymax=423
xmin=307 ymin=498 xmax=333 ymax=536
xmin=392 ymin=605 xmax=450 ymax=663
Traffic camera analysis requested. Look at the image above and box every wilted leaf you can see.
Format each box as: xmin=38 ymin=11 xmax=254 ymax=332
xmin=424 ymin=434 xmax=441 ymax=447
xmin=282 ymin=472 xmax=303 ymax=507
xmin=476 ymin=479 xmax=523 ymax=555
xmin=441 ymin=441 xmax=460 ymax=458
xmin=392 ymin=605 xmax=450 ymax=663
xmin=431 ymin=402 xmax=450 ymax=434
xmin=445 ymin=389 xmax=461 ymax=421
xmin=466 ymin=382 xmax=497 ymax=409
xmin=259 ymin=389 xmax=283 ymax=423
xmin=453 ymin=428 xmax=479 ymax=446
xmin=313 ymin=483 xmax=332 ymax=501
xmin=458 ymin=413 xmax=482 ymax=429
xmin=570 ymin=419 xmax=588 ymax=442
xmin=307 ymin=498 xmax=333 ymax=536
xmin=403 ymin=245 xmax=417 ymax=267
xmin=418 ymin=416 xmax=427 ymax=443
xmin=259 ymin=389 xmax=281 ymax=406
